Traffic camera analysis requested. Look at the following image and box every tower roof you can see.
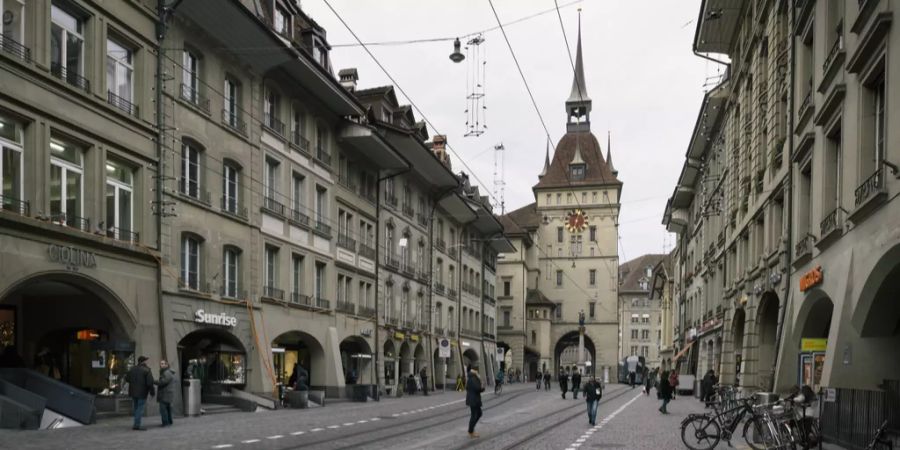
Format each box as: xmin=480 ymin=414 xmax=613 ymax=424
xmin=607 ymin=131 xmax=618 ymax=176
xmin=566 ymin=14 xmax=591 ymax=105
xmin=538 ymin=138 xmax=551 ymax=178
xmin=533 ymin=131 xmax=621 ymax=190
xmin=564 ymin=9 xmax=592 ymax=132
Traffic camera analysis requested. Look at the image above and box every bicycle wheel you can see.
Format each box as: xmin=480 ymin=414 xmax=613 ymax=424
xmin=743 ymin=417 xmax=776 ymax=450
xmin=681 ymin=416 xmax=721 ymax=450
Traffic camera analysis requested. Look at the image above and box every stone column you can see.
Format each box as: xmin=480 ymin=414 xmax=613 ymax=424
xmin=577 ymin=326 xmax=585 ymax=375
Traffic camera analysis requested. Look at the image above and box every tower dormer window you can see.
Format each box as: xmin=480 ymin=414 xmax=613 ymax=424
xmin=570 ymin=164 xmax=585 ymax=180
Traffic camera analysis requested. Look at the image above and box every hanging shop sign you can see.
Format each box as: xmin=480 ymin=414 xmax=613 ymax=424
xmin=393 ymin=332 xmax=406 ymax=340
xmin=360 ymin=328 xmax=373 ymax=337
xmin=698 ymin=318 xmax=723 ymax=335
xmin=439 ymin=339 xmax=451 ymax=358
xmin=799 ymin=266 xmax=823 ymax=292
xmin=410 ymin=334 xmax=420 ymax=342
xmin=47 ymin=244 xmax=97 ymax=271
xmin=194 ymin=309 xmax=237 ymax=327
xmin=801 ymin=338 xmax=827 ymax=352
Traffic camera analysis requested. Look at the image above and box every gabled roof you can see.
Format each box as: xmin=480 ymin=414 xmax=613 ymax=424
xmin=618 ymin=254 xmax=668 ymax=293
xmin=499 ymin=202 xmax=541 ymax=235
xmin=526 ymin=289 xmax=556 ymax=307
xmin=533 ymin=131 xmax=621 ymax=190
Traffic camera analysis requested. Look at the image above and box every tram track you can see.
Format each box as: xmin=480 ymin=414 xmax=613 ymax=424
xmin=277 ymin=387 xmax=533 ymax=450
xmin=452 ymin=386 xmax=633 ymax=450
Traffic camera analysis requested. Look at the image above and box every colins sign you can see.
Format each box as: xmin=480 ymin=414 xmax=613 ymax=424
xmin=47 ymin=244 xmax=97 ymax=271
xmin=194 ymin=309 xmax=237 ymax=327
xmin=799 ymin=266 xmax=823 ymax=292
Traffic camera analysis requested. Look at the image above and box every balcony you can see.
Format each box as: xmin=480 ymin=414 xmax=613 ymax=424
xmin=0 ymin=195 xmax=30 ymax=216
xmin=290 ymin=292 xmax=312 ymax=307
xmin=416 ymin=213 xmax=428 ymax=227
xmin=262 ymin=285 xmax=284 ymax=301
xmin=386 ymin=317 xmax=399 ymax=327
xmin=290 ymin=130 xmax=310 ymax=154
xmin=106 ymin=227 xmax=139 ymax=243
xmin=262 ymin=196 xmax=286 ymax=217
xmin=263 ymin=113 xmax=286 ymax=137
xmin=384 ymin=253 xmax=400 ymax=270
xmin=401 ymin=261 xmax=416 ymax=277
xmin=819 ymin=207 xmax=842 ymax=242
xmin=402 ymin=320 xmax=415 ymax=330
xmin=221 ymin=195 xmax=248 ymax=220
xmin=798 ymin=85 xmax=813 ymax=124
xmin=337 ymin=234 xmax=356 ymax=252
xmin=50 ymin=213 xmax=90 ymax=231
xmin=178 ymin=179 xmax=211 ymax=204
xmin=0 ymin=34 xmax=31 ymax=62
xmin=358 ymin=305 xmax=377 ymax=319
xmin=359 ymin=244 xmax=376 ymax=260
xmin=449 ymin=330 xmax=457 ymax=337
xmin=463 ymin=245 xmax=481 ymax=259
xmin=290 ymin=209 xmax=310 ymax=228
xmin=795 ymin=234 xmax=816 ymax=261
xmin=447 ymin=288 xmax=458 ymax=300
xmin=315 ymin=297 xmax=331 ymax=310
xmin=385 ymin=193 xmax=398 ymax=208
xmin=402 ymin=203 xmax=414 ymax=218
xmin=108 ymin=91 xmax=138 ymax=116
xmin=315 ymin=145 xmax=331 ymax=166
xmin=433 ymin=326 xmax=445 ymax=336
xmin=179 ymin=83 xmax=209 ymax=113
xmin=222 ymin=110 xmax=247 ymax=136
xmin=433 ymin=281 xmax=445 ymax=295
xmin=219 ymin=285 xmax=246 ymax=300
xmin=483 ymin=332 xmax=495 ymax=340
xmin=853 ymin=165 xmax=887 ymax=213
xmin=823 ymin=34 xmax=844 ymax=75
xmin=461 ymin=328 xmax=480 ymax=337
xmin=435 ymin=238 xmax=446 ymax=252
xmin=314 ymin=220 xmax=332 ymax=238
xmin=336 ymin=301 xmax=355 ymax=315
xmin=51 ymin=63 xmax=90 ymax=92
xmin=417 ymin=269 xmax=430 ymax=283
xmin=484 ymin=295 xmax=496 ymax=306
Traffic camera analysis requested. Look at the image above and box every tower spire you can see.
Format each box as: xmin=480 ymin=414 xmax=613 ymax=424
xmin=607 ymin=131 xmax=618 ymax=176
xmin=565 ymin=8 xmax=592 ymax=132
xmin=539 ymin=138 xmax=551 ymax=178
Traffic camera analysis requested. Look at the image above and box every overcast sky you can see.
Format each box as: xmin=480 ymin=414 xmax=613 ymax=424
xmin=302 ymin=0 xmax=722 ymax=262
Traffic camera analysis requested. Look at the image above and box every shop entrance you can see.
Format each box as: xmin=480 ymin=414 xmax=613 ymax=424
xmin=853 ymin=244 xmax=900 ymax=386
xmin=732 ymin=308 xmax=746 ymax=386
xmin=178 ymin=328 xmax=246 ymax=394
xmin=383 ymin=340 xmax=397 ymax=394
xmin=0 ymin=274 xmax=136 ymax=409
xmin=339 ymin=336 xmax=373 ymax=385
xmin=271 ymin=331 xmax=325 ymax=390
xmin=757 ymin=292 xmax=780 ymax=390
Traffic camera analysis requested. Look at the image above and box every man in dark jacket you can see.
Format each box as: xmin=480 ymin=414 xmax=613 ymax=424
xmin=559 ymin=370 xmax=569 ymax=399
xmin=420 ymin=368 xmax=429 ymax=396
xmin=583 ymin=376 xmax=602 ymax=425
xmin=701 ymin=369 xmax=718 ymax=407
xmin=156 ymin=359 xmax=177 ymax=426
xmin=571 ymin=370 xmax=582 ymax=399
xmin=126 ymin=355 xmax=155 ymax=430
xmin=658 ymin=370 xmax=673 ymax=414
xmin=543 ymin=371 xmax=551 ymax=391
xmin=466 ymin=366 xmax=485 ymax=438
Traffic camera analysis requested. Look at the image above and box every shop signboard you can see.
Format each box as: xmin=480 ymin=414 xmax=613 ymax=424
xmin=800 ymin=338 xmax=827 ymax=352
xmin=47 ymin=244 xmax=97 ymax=271
xmin=410 ymin=334 xmax=420 ymax=342
xmin=393 ymin=332 xmax=405 ymax=340
xmin=194 ymin=309 xmax=237 ymax=327
xmin=799 ymin=266 xmax=823 ymax=292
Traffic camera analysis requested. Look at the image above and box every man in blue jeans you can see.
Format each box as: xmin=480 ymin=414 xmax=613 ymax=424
xmin=126 ymin=356 xmax=155 ymax=430
xmin=583 ymin=376 xmax=602 ymax=425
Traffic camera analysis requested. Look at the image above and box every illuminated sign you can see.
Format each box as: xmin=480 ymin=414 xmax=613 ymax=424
xmin=799 ymin=266 xmax=823 ymax=292
xmin=194 ymin=309 xmax=237 ymax=327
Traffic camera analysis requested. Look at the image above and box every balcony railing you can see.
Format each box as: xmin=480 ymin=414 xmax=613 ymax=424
xmin=219 ymin=285 xmax=246 ymax=300
xmin=484 ymin=295 xmax=495 ymax=306
xmin=314 ymin=220 xmax=332 ymax=237
xmin=483 ymin=332 xmax=495 ymax=340
xmin=433 ymin=326 xmax=445 ymax=336
xmin=315 ymin=146 xmax=331 ymax=166
xmin=358 ymin=306 xmax=376 ymax=319
xmin=290 ymin=209 xmax=310 ymax=227
xmin=336 ymin=300 xmax=355 ymax=315
xmin=402 ymin=203 xmax=414 ymax=217
xmin=359 ymin=244 xmax=376 ymax=260
xmin=315 ymin=297 xmax=331 ymax=310
xmin=51 ymin=62 xmax=89 ymax=92
xmin=0 ymin=34 xmax=31 ymax=62
xmin=291 ymin=130 xmax=310 ymax=153
xmin=417 ymin=268 xmax=430 ymax=283
xmin=795 ymin=234 xmax=815 ymax=259
xmin=291 ymin=292 xmax=312 ymax=307
xmin=447 ymin=288 xmax=458 ymax=300
xmin=461 ymin=328 xmax=480 ymax=337
xmin=337 ymin=234 xmax=356 ymax=252
xmin=449 ymin=330 xmax=457 ymax=337
xmin=384 ymin=253 xmax=400 ymax=269
xmin=854 ymin=165 xmax=885 ymax=207
xmin=416 ymin=213 xmax=428 ymax=227
xmin=385 ymin=193 xmax=398 ymax=208
xmin=179 ymin=83 xmax=209 ymax=113
xmin=435 ymin=238 xmax=446 ymax=252
xmin=178 ymin=178 xmax=210 ymax=204
xmin=402 ymin=320 xmax=415 ymax=330
xmin=108 ymin=91 xmax=137 ymax=116
xmin=823 ymin=35 xmax=844 ymax=72
xmin=221 ymin=195 xmax=248 ymax=219
xmin=222 ymin=110 xmax=247 ymax=135
xmin=798 ymin=85 xmax=813 ymax=119
xmin=50 ymin=213 xmax=90 ymax=231
xmin=433 ymin=281 xmax=445 ymax=294
xmin=401 ymin=261 xmax=416 ymax=276
xmin=820 ymin=207 xmax=841 ymax=238
xmin=106 ymin=226 xmax=139 ymax=243
xmin=263 ymin=285 xmax=284 ymax=301
xmin=463 ymin=245 xmax=480 ymax=258
xmin=386 ymin=317 xmax=399 ymax=327
xmin=263 ymin=196 xmax=286 ymax=216
xmin=0 ymin=195 xmax=30 ymax=216
xmin=263 ymin=113 xmax=285 ymax=137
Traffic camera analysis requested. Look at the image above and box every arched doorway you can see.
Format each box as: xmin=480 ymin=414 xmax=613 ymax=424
xmin=399 ymin=341 xmax=412 ymax=378
xmin=383 ymin=340 xmax=397 ymax=392
xmin=0 ymin=273 xmax=136 ymax=400
xmin=271 ymin=331 xmax=325 ymax=390
xmin=795 ymin=293 xmax=833 ymax=390
xmin=497 ymin=341 xmax=511 ymax=372
xmin=732 ymin=308 xmax=746 ymax=385
xmin=340 ymin=336 xmax=373 ymax=385
xmin=852 ymin=244 xmax=900 ymax=386
xmin=413 ymin=343 xmax=426 ymax=376
xmin=756 ymin=292 xmax=780 ymax=390
xmin=179 ymin=328 xmax=247 ymax=394
xmin=554 ymin=331 xmax=595 ymax=378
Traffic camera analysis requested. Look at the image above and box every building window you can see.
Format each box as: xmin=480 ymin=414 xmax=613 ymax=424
xmin=503 ymin=280 xmax=511 ymax=297
xmin=264 ymin=245 xmax=278 ymax=289
xmin=641 ymin=329 xmax=650 ymax=340
xmin=641 ymin=346 xmax=648 ymax=357
xmin=315 ymin=185 xmax=327 ymax=224
xmin=589 ymin=302 xmax=595 ymax=318
xmin=264 ymin=157 xmax=279 ymax=200
xmin=223 ymin=247 xmax=240 ymax=298
xmin=630 ymin=346 xmax=638 ymax=356
xmin=0 ymin=113 xmax=25 ymax=212
xmin=181 ymin=49 xmax=200 ymax=102
xmin=557 ymin=227 xmax=564 ymax=243
xmin=180 ymin=140 xmax=201 ymax=198
xmin=531 ymin=330 xmax=537 ymax=346
xmin=503 ymin=310 xmax=510 ymax=326
xmin=292 ymin=172 xmax=304 ymax=215
xmin=315 ymin=261 xmax=326 ymax=300
xmin=181 ymin=235 xmax=201 ymax=290
xmin=571 ymin=165 xmax=585 ymax=180
xmin=589 ymin=269 xmax=596 ymax=286
xmin=631 ymin=329 xmax=638 ymax=339
xmin=1 ymin=0 xmax=25 ymax=46
xmin=105 ymin=159 xmax=134 ymax=240
xmin=223 ymin=162 xmax=240 ymax=214
xmin=291 ymin=254 xmax=303 ymax=295
xmin=223 ymin=77 xmax=240 ymax=128
xmin=631 ymin=313 xmax=639 ymax=323
xmin=641 ymin=313 xmax=650 ymax=324
xmin=106 ymin=38 xmax=133 ymax=111
xmin=589 ymin=225 xmax=596 ymax=241
xmin=264 ymin=89 xmax=282 ymax=133
xmin=555 ymin=303 xmax=562 ymax=319
xmin=556 ymin=193 xmax=561 ymax=204
xmin=50 ymin=5 xmax=85 ymax=83
xmin=273 ymin=2 xmax=290 ymax=37
xmin=556 ymin=270 xmax=563 ymax=286
xmin=49 ymin=137 xmax=84 ymax=225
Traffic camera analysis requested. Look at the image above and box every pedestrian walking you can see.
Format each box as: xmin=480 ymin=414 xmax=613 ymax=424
xmin=644 ymin=367 xmax=653 ymax=396
xmin=571 ymin=370 xmax=582 ymax=399
xmin=658 ymin=370 xmax=673 ymax=414
xmin=583 ymin=376 xmax=602 ymax=425
xmin=543 ymin=371 xmax=551 ymax=391
xmin=466 ymin=366 xmax=485 ymax=438
xmin=126 ymin=355 xmax=155 ymax=430
xmin=559 ymin=370 xmax=569 ymax=399
xmin=628 ymin=370 xmax=636 ymax=389
xmin=701 ymin=369 xmax=717 ymax=407
xmin=536 ymin=371 xmax=543 ymax=390
xmin=155 ymin=359 xmax=177 ymax=427
xmin=420 ymin=368 xmax=429 ymax=396
xmin=668 ymin=369 xmax=680 ymax=400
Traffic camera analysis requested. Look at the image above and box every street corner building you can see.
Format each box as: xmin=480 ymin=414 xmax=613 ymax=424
xmin=0 ymin=0 xmax=516 ymax=429
xmin=495 ymin=23 xmax=622 ymax=384
xmin=663 ymin=1 xmax=900 ymax=446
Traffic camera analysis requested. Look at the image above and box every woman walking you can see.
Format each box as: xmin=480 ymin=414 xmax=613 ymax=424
xmin=466 ymin=366 xmax=485 ymax=438
xmin=658 ymin=370 xmax=673 ymax=414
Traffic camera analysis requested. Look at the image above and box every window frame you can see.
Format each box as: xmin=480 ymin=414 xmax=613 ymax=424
xmin=106 ymin=37 xmax=133 ymax=104
xmin=105 ymin=158 xmax=134 ymax=238
xmin=180 ymin=141 xmax=201 ymax=198
xmin=0 ymin=113 xmax=25 ymax=208
xmin=181 ymin=234 xmax=201 ymax=290
xmin=223 ymin=247 xmax=240 ymax=298
xmin=50 ymin=4 xmax=85 ymax=77
xmin=49 ymin=137 xmax=84 ymax=220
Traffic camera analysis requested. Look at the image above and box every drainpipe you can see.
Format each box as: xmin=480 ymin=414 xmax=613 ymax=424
xmin=772 ymin=3 xmax=796 ymax=393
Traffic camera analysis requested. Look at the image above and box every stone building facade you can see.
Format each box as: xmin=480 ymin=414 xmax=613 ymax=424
xmin=618 ymin=254 xmax=667 ymax=369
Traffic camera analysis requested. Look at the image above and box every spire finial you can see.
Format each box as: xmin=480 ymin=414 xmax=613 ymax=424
xmin=607 ymin=131 xmax=618 ymax=176
xmin=539 ymin=138 xmax=551 ymax=178
xmin=566 ymin=7 xmax=592 ymax=132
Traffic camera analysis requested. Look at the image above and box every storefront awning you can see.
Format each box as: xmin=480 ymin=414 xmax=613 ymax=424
xmin=673 ymin=341 xmax=694 ymax=361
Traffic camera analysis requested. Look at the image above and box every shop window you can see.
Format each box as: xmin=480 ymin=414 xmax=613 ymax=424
xmin=0 ymin=112 xmax=24 ymax=213
xmin=49 ymin=137 xmax=84 ymax=227
xmin=105 ymin=159 xmax=134 ymax=241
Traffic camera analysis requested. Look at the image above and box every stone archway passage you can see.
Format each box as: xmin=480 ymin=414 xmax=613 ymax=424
xmin=756 ymin=292 xmax=780 ymax=390
xmin=554 ymin=331 xmax=596 ymax=378
xmin=270 ymin=330 xmax=326 ymax=390
xmin=340 ymin=336 xmax=373 ymax=385
xmin=851 ymin=245 xmax=900 ymax=387
xmin=179 ymin=327 xmax=247 ymax=391
xmin=732 ymin=308 xmax=746 ymax=385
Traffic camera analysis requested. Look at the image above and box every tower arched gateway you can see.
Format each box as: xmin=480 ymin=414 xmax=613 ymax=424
xmin=553 ymin=331 xmax=596 ymax=377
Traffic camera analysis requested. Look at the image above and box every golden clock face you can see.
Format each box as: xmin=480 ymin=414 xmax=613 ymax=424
xmin=565 ymin=209 xmax=588 ymax=233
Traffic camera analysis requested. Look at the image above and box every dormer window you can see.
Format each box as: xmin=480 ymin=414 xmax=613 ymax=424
xmin=570 ymin=164 xmax=585 ymax=181
xmin=273 ymin=2 xmax=291 ymax=38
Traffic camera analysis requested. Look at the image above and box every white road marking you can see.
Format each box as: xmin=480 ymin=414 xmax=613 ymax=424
xmin=576 ymin=438 xmax=586 ymax=443
xmin=327 ymin=425 xmax=340 ymax=429
xmin=343 ymin=422 xmax=355 ymax=426
xmin=240 ymin=439 xmax=260 ymax=444
xmin=311 ymin=427 xmax=324 ymax=432
xmin=391 ymin=413 xmax=400 ymax=417
xmin=290 ymin=431 xmax=305 ymax=436
xmin=212 ymin=446 xmax=233 ymax=449
xmin=357 ymin=420 xmax=368 ymax=423
xmin=371 ymin=417 xmax=381 ymax=421
xmin=562 ymin=393 xmax=643 ymax=450
xmin=266 ymin=435 xmax=283 ymax=440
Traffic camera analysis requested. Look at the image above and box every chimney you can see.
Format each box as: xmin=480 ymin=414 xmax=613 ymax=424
xmin=338 ymin=68 xmax=358 ymax=92
xmin=432 ymin=135 xmax=452 ymax=169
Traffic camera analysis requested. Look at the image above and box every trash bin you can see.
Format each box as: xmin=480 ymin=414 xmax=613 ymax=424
xmin=754 ymin=392 xmax=779 ymax=405
xmin=351 ymin=384 xmax=368 ymax=402
xmin=183 ymin=378 xmax=201 ymax=416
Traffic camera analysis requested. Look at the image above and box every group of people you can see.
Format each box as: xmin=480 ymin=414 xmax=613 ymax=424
xmin=534 ymin=370 xmax=552 ymax=390
xmin=125 ymin=356 xmax=178 ymax=430
xmin=405 ymin=368 xmax=429 ymax=396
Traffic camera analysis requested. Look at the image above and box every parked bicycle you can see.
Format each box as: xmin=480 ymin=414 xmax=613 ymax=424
xmin=866 ymin=420 xmax=894 ymax=450
xmin=680 ymin=394 xmax=771 ymax=450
